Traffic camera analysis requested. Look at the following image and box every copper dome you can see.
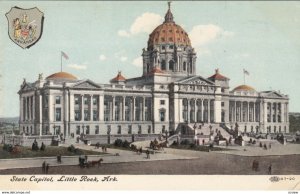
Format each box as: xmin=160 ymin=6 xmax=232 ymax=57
xmin=233 ymin=85 xmax=256 ymax=92
xmin=46 ymin=72 xmax=77 ymax=80
xmin=147 ymin=3 xmax=191 ymax=48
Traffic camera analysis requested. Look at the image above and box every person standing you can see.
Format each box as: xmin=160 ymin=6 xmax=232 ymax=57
xmin=42 ymin=161 xmax=46 ymax=174
xmin=268 ymin=164 xmax=272 ymax=174
xmin=45 ymin=164 xmax=49 ymax=174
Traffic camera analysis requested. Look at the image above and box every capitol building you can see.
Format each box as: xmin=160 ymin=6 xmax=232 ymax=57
xmin=18 ymin=4 xmax=289 ymax=142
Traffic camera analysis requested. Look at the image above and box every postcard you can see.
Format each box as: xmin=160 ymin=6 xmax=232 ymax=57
xmin=0 ymin=0 xmax=299 ymax=191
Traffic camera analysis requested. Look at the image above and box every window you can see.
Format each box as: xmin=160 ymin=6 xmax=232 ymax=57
xmin=93 ymin=110 xmax=98 ymax=121
xmin=221 ymin=88 xmax=225 ymax=93
xmin=74 ymin=96 xmax=80 ymax=105
xmin=183 ymin=62 xmax=186 ymax=71
xmin=162 ymin=125 xmax=165 ymax=133
xmin=93 ymin=97 xmax=98 ymax=105
xmin=84 ymin=110 xmax=89 ymax=121
xmin=84 ymin=97 xmax=88 ymax=105
xmin=160 ymin=100 xmax=165 ymax=105
xmin=55 ymin=108 xmax=61 ymax=121
xmin=148 ymin=126 xmax=151 ymax=134
xmin=169 ymin=60 xmax=174 ymax=71
xmin=128 ymin=125 xmax=132 ymax=134
xmin=161 ymin=60 xmax=166 ymax=70
xmin=55 ymin=96 xmax=61 ymax=104
xmin=162 ymin=46 xmax=165 ymax=50
xmin=169 ymin=45 xmax=173 ymax=49
xmin=95 ymin=126 xmax=99 ymax=134
xmin=117 ymin=126 xmax=122 ymax=134
xmin=75 ymin=110 xmax=80 ymax=121
xmin=86 ymin=126 xmax=90 ymax=135
xmin=160 ymin=110 xmax=165 ymax=122
xmin=138 ymin=125 xmax=142 ymax=134
xmin=221 ymin=102 xmax=225 ymax=107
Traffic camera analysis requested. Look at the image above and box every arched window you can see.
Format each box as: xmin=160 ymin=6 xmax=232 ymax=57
xmin=161 ymin=60 xmax=166 ymax=70
xmin=169 ymin=60 xmax=174 ymax=71
xmin=147 ymin=64 xmax=150 ymax=73
xmin=183 ymin=62 xmax=186 ymax=71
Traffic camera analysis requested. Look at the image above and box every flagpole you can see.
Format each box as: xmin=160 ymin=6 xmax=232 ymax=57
xmin=61 ymin=52 xmax=62 ymax=72
xmin=243 ymin=69 xmax=245 ymax=85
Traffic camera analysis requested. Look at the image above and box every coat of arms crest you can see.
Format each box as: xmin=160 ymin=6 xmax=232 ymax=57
xmin=5 ymin=7 xmax=44 ymax=49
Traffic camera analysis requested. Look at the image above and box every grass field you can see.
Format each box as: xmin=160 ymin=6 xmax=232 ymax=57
xmin=0 ymin=145 xmax=106 ymax=159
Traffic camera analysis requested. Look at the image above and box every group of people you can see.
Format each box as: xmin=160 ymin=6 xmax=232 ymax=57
xmin=94 ymin=142 xmax=107 ymax=152
xmin=259 ymin=142 xmax=272 ymax=150
xmin=252 ymin=160 xmax=272 ymax=174
xmin=42 ymin=161 xmax=50 ymax=174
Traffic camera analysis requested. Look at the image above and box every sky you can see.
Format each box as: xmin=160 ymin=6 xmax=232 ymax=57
xmin=0 ymin=1 xmax=299 ymax=117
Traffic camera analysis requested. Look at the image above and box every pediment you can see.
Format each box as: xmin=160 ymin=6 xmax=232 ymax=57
xmin=261 ymin=91 xmax=284 ymax=98
xmin=176 ymin=76 xmax=215 ymax=86
xmin=21 ymin=83 xmax=35 ymax=91
xmin=71 ymin=80 xmax=101 ymax=89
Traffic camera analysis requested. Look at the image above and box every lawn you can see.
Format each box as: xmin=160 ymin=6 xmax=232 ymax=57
xmin=169 ymin=144 xmax=232 ymax=152
xmin=0 ymin=145 xmax=106 ymax=159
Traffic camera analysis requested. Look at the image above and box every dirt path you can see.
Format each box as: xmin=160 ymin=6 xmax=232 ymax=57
xmin=1 ymin=154 xmax=299 ymax=175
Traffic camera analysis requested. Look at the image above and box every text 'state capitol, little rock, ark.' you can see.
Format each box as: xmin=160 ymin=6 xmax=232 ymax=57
xmin=18 ymin=4 xmax=290 ymax=144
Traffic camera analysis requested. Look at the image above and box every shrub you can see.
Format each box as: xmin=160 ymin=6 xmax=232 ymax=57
xmin=189 ymin=143 xmax=196 ymax=148
xmin=67 ymin=145 xmax=76 ymax=152
xmin=122 ymin=140 xmax=130 ymax=148
xmin=3 ymin=144 xmax=13 ymax=152
xmin=114 ymin=139 xmax=123 ymax=147
xmin=180 ymin=139 xmax=190 ymax=145
xmin=11 ymin=146 xmax=21 ymax=154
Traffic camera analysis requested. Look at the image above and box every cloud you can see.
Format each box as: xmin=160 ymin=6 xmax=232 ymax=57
xmin=118 ymin=30 xmax=130 ymax=37
xmin=120 ymin=56 xmax=128 ymax=62
xmin=118 ymin=12 xmax=163 ymax=37
xmin=68 ymin=64 xmax=87 ymax=70
xmin=132 ymin=56 xmax=143 ymax=67
xmin=99 ymin=54 xmax=106 ymax=61
xmin=189 ymin=24 xmax=234 ymax=47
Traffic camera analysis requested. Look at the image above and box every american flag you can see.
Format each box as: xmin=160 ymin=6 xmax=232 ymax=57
xmin=243 ymin=69 xmax=250 ymax=75
xmin=61 ymin=51 xmax=69 ymax=60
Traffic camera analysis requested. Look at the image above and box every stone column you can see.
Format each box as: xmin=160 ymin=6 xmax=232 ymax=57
xmin=201 ymin=99 xmax=204 ymax=122
xmin=207 ymin=99 xmax=210 ymax=123
xmin=32 ymin=96 xmax=35 ymax=121
xmin=247 ymin=102 xmax=249 ymax=122
xmin=48 ymin=95 xmax=53 ymax=122
xmin=81 ymin=95 xmax=84 ymax=121
xmin=281 ymin=103 xmax=284 ymax=123
xmin=132 ymin=97 xmax=136 ymax=121
xmin=187 ymin=99 xmax=190 ymax=123
xmin=39 ymin=94 xmax=43 ymax=136
xmin=90 ymin=95 xmax=93 ymax=121
xmin=142 ymin=97 xmax=145 ymax=121
xmin=69 ymin=94 xmax=75 ymax=122
xmin=112 ymin=96 xmax=115 ymax=121
xmin=122 ymin=96 xmax=126 ymax=121
xmin=286 ymin=103 xmax=289 ymax=122
xmin=193 ymin=99 xmax=196 ymax=122
xmin=99 ymin=95 xmax=104 ymax=121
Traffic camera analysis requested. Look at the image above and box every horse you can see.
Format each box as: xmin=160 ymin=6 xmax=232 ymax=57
xmin=87 ymin=158 xmax=103 ymax=168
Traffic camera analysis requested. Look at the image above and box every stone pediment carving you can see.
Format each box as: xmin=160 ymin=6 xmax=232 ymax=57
xmin=71 ymin=80 xmax=101 ymax=89
xmin=21 ymin=83 xmax=34 ymax=91
xmin=177 ymin=76 xmax=214 ymax=86
xmin=261 ymin=91 xmax=284 ymax=98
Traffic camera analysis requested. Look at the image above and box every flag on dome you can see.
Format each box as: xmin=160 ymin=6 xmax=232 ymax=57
xmin=61 ymin=51 xmax=69 ymax=60
xmin=243 ymin=69 xmax=250 ymax=75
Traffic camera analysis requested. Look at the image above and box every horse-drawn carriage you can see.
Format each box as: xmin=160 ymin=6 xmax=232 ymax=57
xmin=79 ymin=155 xmax=103 ymax=168
xmin=149 ymin=139 xmax=168 ymax=150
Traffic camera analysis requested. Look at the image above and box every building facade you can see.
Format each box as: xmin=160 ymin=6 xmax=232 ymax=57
xmin=18 ymin=4 xmax=289 ymax=140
